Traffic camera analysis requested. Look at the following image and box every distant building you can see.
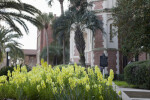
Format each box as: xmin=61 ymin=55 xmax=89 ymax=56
xmin=36 ymin=1 xmax=149 ymax=74
xmin=22 ymin=49 xmax=37 ymax=67
xmin=70 ymin=0 xmax=149 ymax=74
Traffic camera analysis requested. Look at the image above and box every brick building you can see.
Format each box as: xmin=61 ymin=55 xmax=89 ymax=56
xmin=69 ymin=0 xmax=149 ymax=74
xmin=37 ymin=25 xmax=53 ymax=64
xmin=23 ymin=49 xmax=37 ymax=67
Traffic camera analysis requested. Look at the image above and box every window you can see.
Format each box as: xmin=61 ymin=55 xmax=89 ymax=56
xmin=110 ymin=24 xmax=113 ymax=42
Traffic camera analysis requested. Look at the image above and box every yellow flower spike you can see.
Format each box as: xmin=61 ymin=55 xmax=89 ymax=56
xmin=21 ymin=66 xmax=27 ymax=73
xmin=74 ymin=63 xmax=77 ymax=67
xmin=98 ymin=85 xmax=102 ymax=94
xmin=68 ymin=77 xmax=76 ymax=89
xmin=48 ymin=65 xmax=52 ymax=69
xmin=86 ymin=84 xmax=90 ymax=91
xmin=17 ymin=65 xmax=20 ymax=72
xmin=41 ymin=59 xmax=44 ymax=65
xmin=37 ymin=85 xmax=41 ymax=92
xmin=95 ymin=65 xmax=99 ymax=73
xmin=53 ymin=87 xmax=57 ymax=94
xmin=99 ymin=96 xmax=104 ymax=100
xmin=13 ymin=67 xmax=17 ymax=72
xmin=41 ymin=80 xmax=46 ymax=89
xmin=109 ymin=69 xmax=114 ymax=80
xmin=93 ymin=84 xmax=97 ymax=88
xmin=107 ymin=76 xmax=112 ymax=86
xmin=0 ymin=75 xmax=7 ymax=83
xmin=7 ymin=70 xmax=11 ymax=77
xmin=118 ymin=91 xmax=122 ymax=95
xmin=0 ymin=83 xmax=3 ymax=86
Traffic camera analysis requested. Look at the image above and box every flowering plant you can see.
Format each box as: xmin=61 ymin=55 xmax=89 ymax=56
xmin=0 ymin=60 xmax=120 ymax=100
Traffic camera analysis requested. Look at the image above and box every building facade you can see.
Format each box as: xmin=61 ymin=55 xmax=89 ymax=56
xmin=37 ymin=25 xmax=53 ymax=64
xmin=69 ymin=0 xmax=147 ymax=74
xmin=23 ymin=49 xmax=37 ymax=67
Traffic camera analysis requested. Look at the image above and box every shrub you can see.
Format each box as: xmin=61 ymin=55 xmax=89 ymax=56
xmin=0 ymin=66 xmax=14 ymax=76
xmin=116 ymin=74 xmax=124 ymax=81
xmin=0 ymin=61 xmax=120 ymax=100
xmin=124 ymin=60 xmax=150 ymax=89
xmin=0 ymin=65 xmax=31 ymax=76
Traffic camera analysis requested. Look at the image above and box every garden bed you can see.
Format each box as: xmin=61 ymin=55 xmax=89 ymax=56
xmin=0 ymin=60 xmax=121 ymax=100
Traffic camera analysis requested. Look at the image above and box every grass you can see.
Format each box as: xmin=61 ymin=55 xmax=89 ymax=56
xmin=114 ymin=81 xmax=137 ymax=88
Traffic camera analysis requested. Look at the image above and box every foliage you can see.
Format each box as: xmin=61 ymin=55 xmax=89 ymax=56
xmin=36 ymin=13 xmax=54 ymax=30
xmin=112 ymin=0 xmax=150 ymax=56
xmin=0 ymin=65 xmax=31 ymax=76
xmin=114 ymin=81 xmax=137 ymax=88
xmin=52 ymin=14 xmax=70 ymax=48
xmin=36 ymin=13 xmax=54 ymax=64
xmin=116 ymin=74 xmax=124 ymax=81
xmin=0 ymin=66 xmax=14 ymax=76
xmin=40 ymin=43 xmax=69 ymax=65
xmin=106 ymin=74 xmax=124 ymax=81
xmin=0 ymin=28 xmax=24 ymax=63
xmin=124 ymin=60 xmax=150 ymax=89
xmin=52 ymin=1 xmax=103 ymax=66
xmin=52 ymin=15 xmax=71 ymax=64
xmin=0 ymin=0 xmax=42 ymax=35
xmin=47 ymin=0 xmax=67 ymax=64
xmin=0 ymin=60 xmax=120 ymax=100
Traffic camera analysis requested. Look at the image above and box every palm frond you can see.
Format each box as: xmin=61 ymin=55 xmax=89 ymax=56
xmin=0 ymin=0 xmax=42 ymax=35
xmin=0 ymin=28 xmax=23 ymax=62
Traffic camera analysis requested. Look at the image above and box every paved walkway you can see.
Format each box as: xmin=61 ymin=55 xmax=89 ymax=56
xmin=113 ymin=82 xmax=150 ymax=100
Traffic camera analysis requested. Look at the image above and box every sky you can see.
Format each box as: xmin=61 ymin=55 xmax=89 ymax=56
xmin=18 ymin=0 xmax=69 ymax=50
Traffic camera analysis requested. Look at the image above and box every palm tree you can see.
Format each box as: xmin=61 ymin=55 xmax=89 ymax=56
xmin=40 ymin=41 xmax=69 ymax=65
xmin=36 ymin=13 xmax=54 ymax=64
xmin=48 ymin=0 xmax=90 ymax=65
xmin=47 ymin=0 xmax=64 ymax=14
xmin=0 ymin=28 xmax=24 ymax=65
xmin=52 ymin=14 xmax=71 ymax=63
xmin=53 ymin=2 xmax=103 ymax=66
xmin=47 ymin=0 xmax=69 ymax=64
xmin=0 ymin=0 xmax=42 ymax=35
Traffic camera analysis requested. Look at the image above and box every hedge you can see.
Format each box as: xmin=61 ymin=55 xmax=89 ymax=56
xmin=124 ymin=60 xmax=150 ymax=89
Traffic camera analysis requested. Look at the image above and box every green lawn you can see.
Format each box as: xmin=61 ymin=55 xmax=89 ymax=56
xmin=114 ymin=81 xmax=137 ymax=88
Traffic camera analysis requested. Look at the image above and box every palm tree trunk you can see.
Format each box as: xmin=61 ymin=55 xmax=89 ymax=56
xmin=63 ymin=38 xmax=66 ymax=64
xmin=59 ymin=0 xmax=64 ymax=15
xmin=59 ymin=0 xmax=66 ymax=64
xmin=45 ymin=29 xmax=49 ymax=64
xmin=74 ymin=26 xmax=86 ymax=67
xmin=0 ymin=49 xmax=2 ymax=62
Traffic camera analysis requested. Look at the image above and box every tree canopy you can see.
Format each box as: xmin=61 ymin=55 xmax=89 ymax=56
xmin=113 ymin=0 xmax=150 ymax=55
xmin=0 ymin=28 xmax=24 ymax=64
xmin=0 ymin=0 xmax=42 ymax=35
xmin=52 ymin=1 xmax=103 ymax=66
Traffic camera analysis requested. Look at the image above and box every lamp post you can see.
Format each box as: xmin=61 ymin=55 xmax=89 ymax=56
xmin=5 ymin=48 xmax=10 ymax=66
xmin=8 ymin=56 xmax=11 ymax=66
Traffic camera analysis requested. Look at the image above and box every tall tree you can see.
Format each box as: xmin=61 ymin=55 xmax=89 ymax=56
xmin=112 ymin=0 xmax=150 ymax=56
xmin=52 ymin=14 xmax=71 ymax=63
xmin=47 ymin=0 xmax=68 ymax=64
xmin=53 ymin=2 xmax=103 ymax=66
xmin=0 ymin=28 xmax=24 ymax=64
xmin=36 ymin=13 xmax=54 ymax=64
xmin=0 ymin=0 xmax=42 ymax=35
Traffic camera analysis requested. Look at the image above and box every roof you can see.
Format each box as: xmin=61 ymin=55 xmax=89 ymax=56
xmin=22 ymin=49 xmax=37 ymax=55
